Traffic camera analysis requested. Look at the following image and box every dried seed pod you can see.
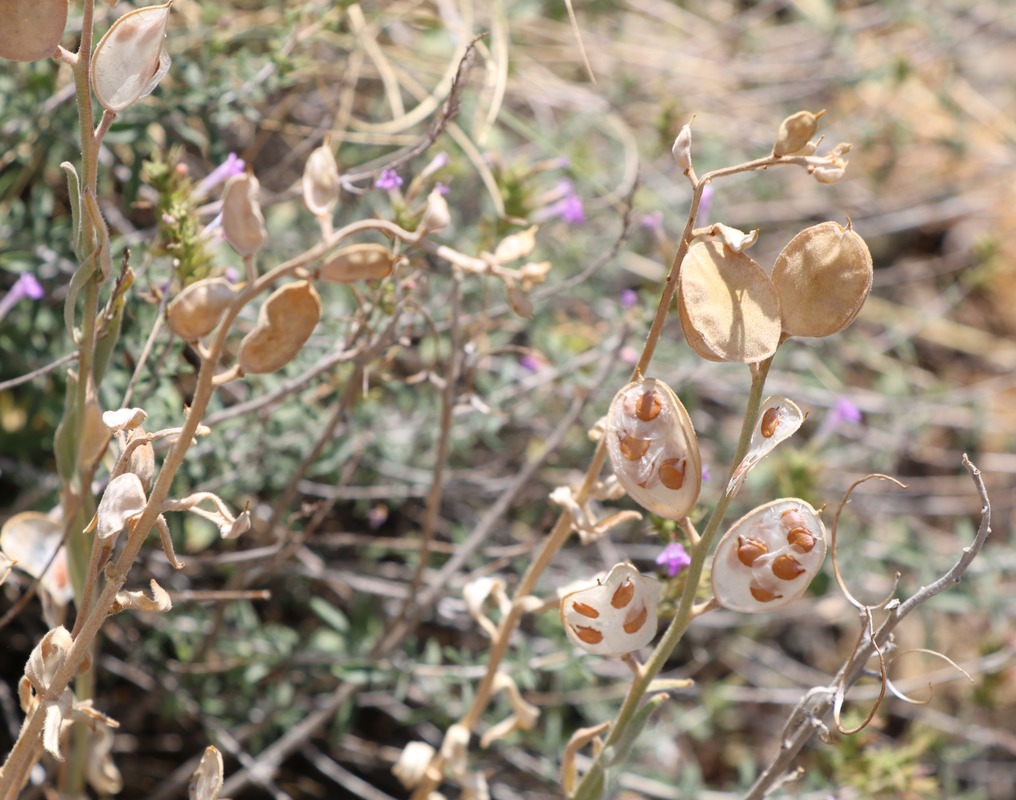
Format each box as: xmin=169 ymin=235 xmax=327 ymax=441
xmin=672 ymin=123 xmax=693 ymax=171
xmin=237 ymin=281 xmax=321 ymax=374
xmin=222 ymin=173 xmax=266 ymax=258
xmin=560 ymin=563 xmax=661 ymax=656
xmin=302 ymin=144 xmax=340 ymax=217
xmin=91 ymin=1 xmax=173 ymax=113
xmin=712 ymin=498 xmax=826 ymax=613
xmin=727 ymin=396 xmax=806 ymax=498
xmin=166 ymin=277 xmax=235 ymax=340
xmin=0 ymin=512 xmax=74 ymax=604
xmin=0 ymin=0 xmax=68 ymax=62
xmin=605 ymin=378 xmax=701 ymax=520
xmin=771 ymin=221 xmax=873 ymax=338
xmin=678 ymin=240 xmax=782 ymax=363
xmin=492 ymin=225 xmax=538 ymax=263
xmin=318 ymin=243 xmax=394 ymax=284
xmin=773 ymin=109 xmax=824 ymax=158
xmin=96 ymin=473 xmax=147 ymax=541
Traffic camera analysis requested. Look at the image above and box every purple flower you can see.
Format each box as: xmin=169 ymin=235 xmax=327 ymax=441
xmin=656 ymin=542 xmax=691 ymax=577
xmin=376 ymin=169 xmax=404 ymax=190
xmin=697 ymin=183 xmax=714 ymax=226
xmin=619 ymin=289 xmax=639 ymax=309
xmin=542 ymin=180 xmax=585 ymax=225
xmin=641 ymin=211 xmax=664 ymax=232
xmin=831 ymin=396 xmax=862 ymax=426
xmin=195 ymin=152 xmax=245 ymax=198
xmin=435 ymin=182 xmax=450 ymax=196
xmin=0 ymin=273 xmax=44 ymax=320
xmin=519 ymin=353 xmax=543 ymax=372
xmin=701 ymin=464 xmax=711 ymax=482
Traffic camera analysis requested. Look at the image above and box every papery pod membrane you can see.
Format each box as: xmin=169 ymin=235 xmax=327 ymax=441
xmin=678 ymin=240 xmax=781 ymax=363
xmin=302 ymin=144 xmax=340 ymax=216
xmin=91 ymin=1 xmax=173 ymax=113
xmin=0 ymin=512 xmax=74 ymax=603
xmin=605 ymin=378 xmax=701 ymax=520
xmin=560 ymin=563 xmax=660 ymax=656
xmin=96 ymin=473 xmax=147 ymax=541
xmin=237 ymin=281 xmax=321 ymax=374
xmin=222 ymin=173 xmax=266 ymax=257
xmin=773 ymin=110 xmax=823 ymax=158
xmin=712 ymin=498 xmax=826 ymax=612
xmin=167 ymin=277 xmax=236 ymax=340
xmin=727 ymin=396 xmax=806 ymax=497
xmin=189 ymin=745 xmax=224 ymax=800
xmin=772 ymin=221 xmax=873 ymax=338
xmin=318 ymin=243 xmax=394 ymax=283
xmin=0 ymin=0 xmax=68 ymax=62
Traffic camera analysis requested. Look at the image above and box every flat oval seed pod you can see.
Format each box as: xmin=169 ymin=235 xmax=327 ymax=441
xmin=727 ymin=396 xmax=805 ymax=497
xmin=318 ymin=243 xmax=395 ymax=283
xmin=302 ymin=144 xmax=340 ymax=217
xmin=772 ymin=220 xmax=873 ymax=338
xmin=222 ymin=173 xmax=267 ymax=258
xmin=605 ymin=378 xmax=701 ymax=520
xmin=91 ymin=2 xmax=173 ymax=113
xmin=166 ymin=278 xmax=235 ymax=340
xmin=560 ymin=563 xmax=661 ymax=656
xmin=0 ymin=0 xmax=68 ymax=62
xmin=238 ymin=281 xmax=321 ymax=374
xmin=678 ymin=240 xmax=782 ymax=363
xmin=712 ymin=498 xmax=826 ymax=613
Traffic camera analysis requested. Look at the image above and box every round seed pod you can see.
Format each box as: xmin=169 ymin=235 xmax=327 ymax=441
xmin=237 ymin=281 xmax=321 ymax=374
xmin=678 ymin=240 xmax=782 ymax=363
xmin=222 ymin=173 xmax=267 ymax=258
xmin=0 ymin=0 xmax=68 ymax=62
xmin=605 ymin=378 xmax=701 ymax=520
xmin=712 ymin=498 xmax=826 ymax=613
xmin=318 ymin=244 xmax=394 ymax=284
xmin=166 ymin=278 xmax=235 ymax=340
xmin=91 ymin=1 xmax=173 ymax=113
xmin=771 ymin=221 xmax=873 ymax=338
xmin=560 ymin=563 xmax=661 ymax=656
xmin=302 ymin=144 xmax=340 ymax=217
xmin=773 ymin=109 xmax=823 ymax=158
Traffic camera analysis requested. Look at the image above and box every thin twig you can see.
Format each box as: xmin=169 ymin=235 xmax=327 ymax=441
xmin=0 ymin=352 xmax=79 ymax=392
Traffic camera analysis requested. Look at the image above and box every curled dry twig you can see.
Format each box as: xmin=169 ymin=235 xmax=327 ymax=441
xmin=742 ymin=454 xmax=991 ymax=800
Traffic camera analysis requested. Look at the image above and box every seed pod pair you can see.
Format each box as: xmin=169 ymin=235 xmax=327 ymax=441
xmin=678 ymin=221 xmax=872 ymax=361
xmin=605 ymin=378 xmax=701 ymax=520
xmin=712 ymin=498 xmax=826 ymax=612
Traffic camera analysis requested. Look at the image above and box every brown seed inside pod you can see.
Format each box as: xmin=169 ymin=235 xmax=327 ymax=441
xmin=659 ymin=457 xmax=687 ymax=490
xmin=617 ymin=433 xmax=650 ymax=461
xmin=634 ymin=391 xmax=662 ymax=421
xmin=611 ymin=578 xmax=635 ymax=608
xmin=786 ymin=527 xmax=816 ymax=552
xmin=572 ymin=602 xmax=599 ymax=619
xmin=737 ymin=536 xmax=768 ymax=567
xmin=573 ymin=625 xmax=603 ymax=645
xmin=749 ymin=583 xmax=783 ymax=603
xmin=623 ymin=604 xmax=648 ymax=634
xmin=772 ymin=554 xmax=806 ymax=581
xmin=760 ymin=406 xmax=780 ymax=438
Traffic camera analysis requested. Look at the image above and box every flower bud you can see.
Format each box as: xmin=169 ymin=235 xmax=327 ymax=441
xmin=302 ymin=144 xmax=340 ymax=216
xmin=605 ymin=378 xmax=701 ymax=520
xmin=237 ymin=281 xmax=321 ymax=374
xmin=712 ymin=499 xmax=826 ymax=612
xmin=166 ymin=277 xmax=235 ymax=340
xmin=773 ymin=109 xmax=824 ymax=158
xmin=91 ymin=2 xmax=173 ymax=113
xmin=678 ymin=240 xmax=781 ymax=363
xmin=771 ymin=220 xmax=872 ymax=338
xmin=318 ymin=243 xmax=394 ymax=283
xmin=222 ymin=173 xmax=266 ymax=258
xmin=671 ymin=123 xmax=693 ymax=171
xmin=0 ymin=0 xmax=68 ymax=62
xmin=420 ymin=188 xmax=450 ymax=232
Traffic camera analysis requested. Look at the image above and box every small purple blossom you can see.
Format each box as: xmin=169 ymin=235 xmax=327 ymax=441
xmin=519 ymin=353 xmax=543 ymax=372
xmin=697 ymin=183 xmax=714 ymax=226
xmin=619 ymin=289 xmax=639 ymax=309
xmin=641 ymin=211 xmax=664 ymax=231
xmin=542 ymin=180 xmax=585 ymax=225
xmin=701 ymin=464 xmax=711 ymax=482
xmin=619 ymin=346 xmax=639 ymax=365
xmin=434 ymin=182 xmax=450 ymax=196
xmin=195 ymin=152 xmax=245 ymax=198
xmin=0 ymin=273 xmax=44 ymax=320
xmin=831 ymin=396 xmax=862 ymax=426
xmin=375 ymin=169 xmax=404 ymax=190
xmin=656 ymin=542 xmax=691 ymax=577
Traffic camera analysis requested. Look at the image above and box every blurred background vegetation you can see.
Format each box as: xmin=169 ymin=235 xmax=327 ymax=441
xmin=1 ymin=0 xmax=1014 ymax=798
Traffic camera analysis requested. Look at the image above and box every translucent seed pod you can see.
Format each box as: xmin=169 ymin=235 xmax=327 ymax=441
xmin=302 ymin=144 xmax=340 ymax=217
xmin=678 ymin=240 xmax=782 ymax=363
xmin=221 ymin=173 xmax=267 ymax=258
xmin=560 ymin=563 xmax=661 ymax=656
xmin=605 ymin=378 xmax=701 ymax=520
xmin=237 ymin=281 xmax=321 ymax=374
xmin=91 ymin=1 xmax=173 ymax=113
xmin=0 ymin=0 xmax=68 ymax=62
xmin=771 ymin=220 xmax=873 ymax=339
xmin=166 ymin=277 xmax=236 ymax=340
xmin=712 ymin=498 xmax=826 ymax=613
xmin=773 ymin=109 xmax=824 ymax=158
xmin=318 ymin=243 xmax=394 ymax=284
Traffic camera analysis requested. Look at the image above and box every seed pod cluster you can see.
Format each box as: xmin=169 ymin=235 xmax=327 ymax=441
xmin=605 ymin=378 xmax=701 ymax=520
xmin=560 ymin=563 xmax=661 ymax=656
xmin=711 ymin=498 xmax=826 ymax=612
xmin=237 ymin=281 xmax=321 ymax=374
xmin=166 ymin=277 xmax=235 ymax=340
